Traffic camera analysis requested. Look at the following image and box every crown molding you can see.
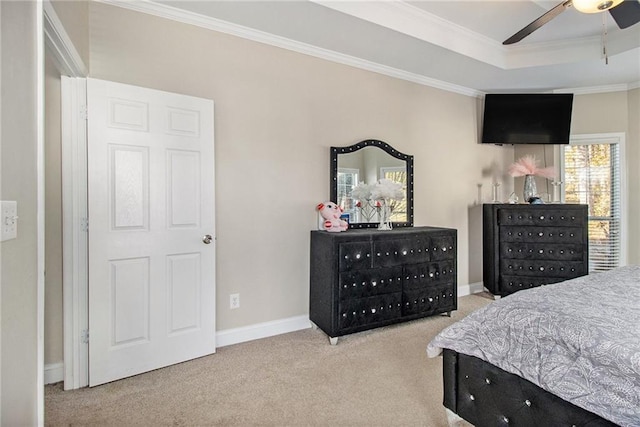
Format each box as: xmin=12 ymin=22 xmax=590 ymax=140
xmin=505 ymin=36 xmax=602 ymax=69
xmin=312 ymin=0 xmax=636 ymax=71
xmin=43 ymin=0 xmax=88 ymax=77
xmin=95 ymin=0 xmax=482 ymax=97
xmin=554 ymin=84 xmax=634 ymax=95
xmin=95 ymin=0 xmax=636 ymax=98
xmin=311 ymin=0 xmax=507 ymax=68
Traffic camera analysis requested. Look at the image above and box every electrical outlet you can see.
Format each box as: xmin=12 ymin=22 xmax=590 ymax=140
xmin=1 ymin=201 xmax=18 ymax=242
xmin=230 ymin=293 xmax=240 ymax=309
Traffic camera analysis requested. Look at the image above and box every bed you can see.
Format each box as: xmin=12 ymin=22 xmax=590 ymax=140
xmin=427 ymin=265 xmax=640 ymax=427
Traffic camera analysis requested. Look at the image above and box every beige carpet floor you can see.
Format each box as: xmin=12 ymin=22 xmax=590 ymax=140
xmin=45 ymin=294 xmax=492 ymax=426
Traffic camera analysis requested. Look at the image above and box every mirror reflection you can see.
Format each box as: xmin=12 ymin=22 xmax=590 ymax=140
xmin=330 ymin=140 xmax=414 ymax=229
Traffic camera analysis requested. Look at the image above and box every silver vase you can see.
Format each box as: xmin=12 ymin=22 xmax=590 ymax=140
xmin=523 ymin=175 xmax=537 ymax=202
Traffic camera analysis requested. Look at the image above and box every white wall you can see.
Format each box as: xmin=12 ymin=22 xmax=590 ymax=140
xmin=1 ymin=1 xmax=41 ymax=424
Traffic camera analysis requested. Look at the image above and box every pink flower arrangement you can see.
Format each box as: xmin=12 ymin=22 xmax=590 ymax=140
xmin=508 ymin=155 xmax=555 ymax=179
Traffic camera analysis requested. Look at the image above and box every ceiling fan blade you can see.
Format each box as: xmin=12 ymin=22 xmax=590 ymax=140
xmin=503 ymin=0 xmax=573 ymax=45
xmin=609 ymin=0 xmax=640 ymax=29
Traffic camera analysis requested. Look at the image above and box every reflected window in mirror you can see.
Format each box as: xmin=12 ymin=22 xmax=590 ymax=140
xmin=380 ymin=166 xmax=407 ymax=222
xmin=337 ymin=168 xmax=359 ymax=222
xmin=330 ymin=139 xmax=413 ymax=229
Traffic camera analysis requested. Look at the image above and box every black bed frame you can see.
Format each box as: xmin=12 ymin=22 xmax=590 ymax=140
xmin=442 ymin=349 xmax=618 ymax=427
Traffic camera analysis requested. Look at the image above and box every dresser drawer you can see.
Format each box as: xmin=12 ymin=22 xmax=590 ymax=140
xmin=339 ymin=242 xmax=372 ymax=271
xmin=339 ymin=266 xmax=403 ymax=299
xmin=501 ymin=242 xmax=584 ymax=261
xmin=373 ymin=239 xmax=415 ymax=267
xmin=430 ymin=235 xmax=456 ymax=261
xmin=372 ymin=237 xmax=431 ymax=267
xmin=500 ymin=226 xmax=584 ymax=244
xmin=403 ymin=285 xmax=455 ymax=316
xmin=500 ymin=259 xmax=586 ymax=278
xmin=500 ymin=275 xmax=570 ymax=295
xmin=338 ymin=293 xmax=402 ymax=330
xmin=498 ymin=208 xmax=585 ymax=227
xmin=404 ymin=261 xmax=455 ymax=290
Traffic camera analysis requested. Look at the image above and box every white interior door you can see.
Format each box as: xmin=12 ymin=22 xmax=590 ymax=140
xmin=87 ymin=78 xmax=215 ymax=386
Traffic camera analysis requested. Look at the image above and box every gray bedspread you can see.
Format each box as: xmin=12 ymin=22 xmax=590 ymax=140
xmin=427 ymin=265 xmax=640 ymax=426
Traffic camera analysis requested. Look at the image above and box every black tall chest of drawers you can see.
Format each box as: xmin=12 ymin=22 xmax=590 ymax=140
xmin=483 ymin=203 xmax=589 ymax=297
xmin=310 ymin=227 xmax=457 ymax=344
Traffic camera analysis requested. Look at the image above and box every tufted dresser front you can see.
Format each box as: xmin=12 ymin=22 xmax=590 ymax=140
xmin=483 ymin=203 xmax=589 ymax=297
xmin=310 ymin=227 xmax=457 ymax=344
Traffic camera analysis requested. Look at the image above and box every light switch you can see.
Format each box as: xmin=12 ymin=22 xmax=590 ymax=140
xmin=1 ymin=201 xmax=18 ymax=242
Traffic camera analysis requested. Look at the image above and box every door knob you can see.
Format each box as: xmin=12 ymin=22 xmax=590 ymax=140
xmin=202 ymin=234 xmax=213 ymax=244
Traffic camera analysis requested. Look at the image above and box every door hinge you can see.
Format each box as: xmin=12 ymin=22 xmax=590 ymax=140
xmin=81 ymin=217 xmax=89 ymax=232
xmin=81 ymin=329 xmax=89 ymax=344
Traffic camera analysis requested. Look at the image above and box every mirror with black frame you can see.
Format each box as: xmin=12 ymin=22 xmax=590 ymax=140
xmin=330 ymin=139 xmax=414 ymax=229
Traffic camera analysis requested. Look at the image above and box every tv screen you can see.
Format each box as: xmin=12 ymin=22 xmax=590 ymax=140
xmin=481 ymin=93 xmax=574 ymax=144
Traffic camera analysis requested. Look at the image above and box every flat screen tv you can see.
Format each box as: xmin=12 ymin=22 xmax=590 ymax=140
xmin=481 ymin=93 xmax=574 ymax=144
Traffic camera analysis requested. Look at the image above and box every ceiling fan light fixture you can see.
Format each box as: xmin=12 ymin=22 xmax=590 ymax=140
xmin=572 ymin=0 xmax=623 ymax=13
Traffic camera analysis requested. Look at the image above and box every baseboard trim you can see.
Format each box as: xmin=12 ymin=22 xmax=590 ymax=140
xmin=458 ymin=281 xmax=485 ymax=297
xmin=45 ymin=362 xmax=64 ymax=385
xmin=53 ymin=295 xmax=486 ymax=377
xmin=216 ymin=314 xmax=311 ymax=348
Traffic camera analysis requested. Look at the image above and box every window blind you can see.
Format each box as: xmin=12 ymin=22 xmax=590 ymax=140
xmin=563 ymin=142 xmax=621 ymax=272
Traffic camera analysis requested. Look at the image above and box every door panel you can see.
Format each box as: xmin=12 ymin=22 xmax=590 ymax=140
xmin=88 ymin=78 xmax=215 ymax=386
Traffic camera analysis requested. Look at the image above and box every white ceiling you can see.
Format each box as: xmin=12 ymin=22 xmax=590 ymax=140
xmin=115 ymin=0 xmax=640 ymax=95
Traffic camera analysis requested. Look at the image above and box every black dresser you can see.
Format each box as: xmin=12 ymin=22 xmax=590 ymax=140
xmin=483 ymin=203 xmax=589 ymax=297
xmin=310 ymin=227 xmax=457 ymax=344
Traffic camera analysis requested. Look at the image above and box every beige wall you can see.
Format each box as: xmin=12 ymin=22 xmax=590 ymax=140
xmin=1 ymin=1 xmax=40 ymax=424
xmin=50 ymin=0 xmax=90 ymax=69
xmin=45 ymin=54 xmax=64 ymax=365
xmin=42 ymin=2 xmax=637 ymax=374
xmin=86 ymin=2 xmax=513 ymax=331
xmin=514 ymin=90 xmax=638 ymax=263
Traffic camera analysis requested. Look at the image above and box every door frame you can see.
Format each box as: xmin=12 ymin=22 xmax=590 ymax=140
xmin=61 ymin=76 xmax=89 ymax=389
xmin=43 ymin=1 xmax=90 ymax=390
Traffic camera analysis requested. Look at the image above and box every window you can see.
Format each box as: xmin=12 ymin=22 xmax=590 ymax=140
xmin=558 ymin=134 xmax=626 ymax=272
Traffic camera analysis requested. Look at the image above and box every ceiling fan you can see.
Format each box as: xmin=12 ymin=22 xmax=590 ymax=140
xmin=503 ymin=0 xmax=640 ymax=45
